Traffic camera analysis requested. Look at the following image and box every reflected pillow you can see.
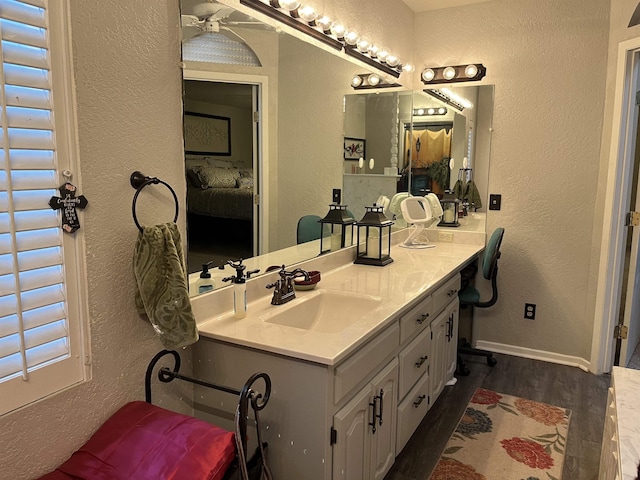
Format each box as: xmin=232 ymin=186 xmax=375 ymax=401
xmin=236 ymin=177 xmax=253 ymax=189
xmin=193 ymin=166 xmax=240 ymax=189
xmin=186 ymin=168 xmax=203 ymax=188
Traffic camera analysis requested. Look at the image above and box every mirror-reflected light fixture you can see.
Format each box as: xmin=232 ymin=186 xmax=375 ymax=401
xmin=319 ymin=204 xmax=356 ymax=254
xmin=351 ymin=73 xmax=401 ymax=90
xmin=413 ymin=107 xmax=447 ymax=116
xmin=423 ymin=89 xmax=466 ymax=112
xmin=354 ymin=205 xmax=394 ymax=267
xmin=421 ymin=63 xmax=486 ymax=85
xmin=240 ymin=0 xmax=411 ymax=78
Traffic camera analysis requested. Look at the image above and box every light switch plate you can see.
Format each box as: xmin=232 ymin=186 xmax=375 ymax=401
xmin=333 ymin=188 xmax=341 ymax=204
xmin=489 ymin=194 xmax=502 ymax=210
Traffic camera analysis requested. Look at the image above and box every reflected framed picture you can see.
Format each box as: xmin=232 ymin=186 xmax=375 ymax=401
xmin=184 ymin=111 xmax=231 ymax=156
xmin=344 ymin=137 xmax=365 ymax=160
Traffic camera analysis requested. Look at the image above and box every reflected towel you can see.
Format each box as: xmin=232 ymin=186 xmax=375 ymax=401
xmin=464 ymin=180 xmax=483 ymax=209
xmin=134 ymin=222 xmax=198 ymax=349
xmin=452 ymin=179 xmax=465 ymax=200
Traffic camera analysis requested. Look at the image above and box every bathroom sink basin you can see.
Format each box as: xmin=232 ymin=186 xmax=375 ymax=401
xmin=260 ymin=290 xmax=383 ymax=333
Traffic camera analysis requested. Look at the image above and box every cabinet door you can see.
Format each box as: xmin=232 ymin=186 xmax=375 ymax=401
xmin=430 ymin=311 xmax=446 ymax=401
xmin=445 ymin=300 xmax=459 ymax=382
xmin=333 ymin=386 xmax=372 ymax=480
xmin=370 ymin=358 xmax=399 ymax=480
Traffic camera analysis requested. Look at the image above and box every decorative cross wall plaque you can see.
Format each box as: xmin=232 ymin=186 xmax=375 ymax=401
xmin=49 ymin=182 xmax=88 ymax=234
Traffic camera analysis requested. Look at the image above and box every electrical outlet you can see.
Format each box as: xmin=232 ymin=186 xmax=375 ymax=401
xmin=524 ymin=303 xmax=536 ymax=320
xmin=438 ymin=231 xmax=454 ymax=242
xmin=489 ymin=194 xmax=502 ymax=210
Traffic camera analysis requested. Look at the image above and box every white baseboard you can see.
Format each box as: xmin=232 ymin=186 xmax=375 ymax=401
xmin=474 ymin=340 xmax=591 ymax=372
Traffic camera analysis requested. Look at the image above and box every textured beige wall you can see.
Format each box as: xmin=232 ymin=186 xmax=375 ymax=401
xmin=414 ymin=0 xmax=610 ymax=360
xmin=0 ymin=2 xmax=191 ymax=478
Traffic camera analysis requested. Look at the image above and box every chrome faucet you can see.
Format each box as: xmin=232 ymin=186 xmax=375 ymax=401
xmin=266 ymin=266 xmax=310 ymax=305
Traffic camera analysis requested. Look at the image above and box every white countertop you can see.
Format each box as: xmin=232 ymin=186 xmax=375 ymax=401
xmin=612 ymin=367 xmax=640 ymax=479
xmin=194 ymin=241 xmax=483 ymax=366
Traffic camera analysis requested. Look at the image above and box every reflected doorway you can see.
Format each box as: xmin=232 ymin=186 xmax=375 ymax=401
xmin=183 ymin=79 xmax=261 ymax=273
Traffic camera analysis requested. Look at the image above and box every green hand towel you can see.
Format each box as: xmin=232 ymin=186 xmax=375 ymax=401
xmin=464 ymin=180 xmax=483 ymax=209
xmin=452 ymin=179 xmax=465 ymax=200
xmin=134 ymin=222 xmax=198 ymax=349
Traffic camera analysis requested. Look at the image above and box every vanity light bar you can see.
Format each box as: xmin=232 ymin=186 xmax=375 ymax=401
xmin=413 ymin=107 xmax=447 ymax=116
xmin=421 ymin=63 xmax=486 ymax=85
xmin=423 ymin=89 xmax=465 ymax=112
xmin=240 ymin=0 xmax=343 ymax=50
xmin=240 ymin=0 xmax=407 ymax=78
xmin=351 ymin=73 xmax=401 ymax=90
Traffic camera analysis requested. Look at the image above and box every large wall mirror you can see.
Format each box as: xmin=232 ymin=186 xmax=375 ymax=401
xmin=409 ymin=85 xmax=494 ymax=232
xmin=180 ymin=0 xmax=494 ymax=294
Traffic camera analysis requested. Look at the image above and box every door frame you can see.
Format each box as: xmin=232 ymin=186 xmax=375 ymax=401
xmin=183 ymin=69 xmax=270 ymax=254
xmin=592 ymin=37 xmax=640 ymax=374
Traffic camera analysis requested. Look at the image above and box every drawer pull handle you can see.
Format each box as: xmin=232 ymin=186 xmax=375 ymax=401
xmin=447 ymin=289 xmax=458 ymax=297
xmin=416 ymin=313 xmax=429 ymax=324
xmin=369 ymin=396 xmax=378 ymax=434
xmin=415 ymin=355 xmax=428 ymax=368
xmin=413 ymin=395 xmax=426 ymax=408
xmin=376 ymin=389 xmax=384 ymax=426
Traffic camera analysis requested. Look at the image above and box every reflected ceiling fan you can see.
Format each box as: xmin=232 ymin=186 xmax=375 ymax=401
xmin=181 ymin=2 xmax=262 ymax=42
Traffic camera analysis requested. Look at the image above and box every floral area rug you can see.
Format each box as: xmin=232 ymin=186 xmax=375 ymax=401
xmin=429 ymin=388 xmax=571 ymax=480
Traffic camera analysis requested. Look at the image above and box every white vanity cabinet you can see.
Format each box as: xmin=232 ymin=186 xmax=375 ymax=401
xmin=332 ymin=358 xmax=398 ymax=480
xmin=193 ymin=271 xmax=465 ymax=480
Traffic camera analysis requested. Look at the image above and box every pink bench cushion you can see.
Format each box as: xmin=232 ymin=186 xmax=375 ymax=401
xmin=38 ymin=401 xmax=236 ymax=480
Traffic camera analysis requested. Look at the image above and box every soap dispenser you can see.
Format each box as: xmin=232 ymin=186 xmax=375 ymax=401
xmin=221 ymin=259 xmax=259 ymax=319
xmin=196 ymin=262 xmax=214 ymax=294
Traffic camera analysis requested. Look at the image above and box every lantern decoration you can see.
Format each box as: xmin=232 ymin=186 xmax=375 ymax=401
xmin=439 ymin=192 xmax=460 ymax=227
xmin=354 ymin=205 xmax=394 ymax=266
xmin=319 ymin=204 xmax=356 ymax=255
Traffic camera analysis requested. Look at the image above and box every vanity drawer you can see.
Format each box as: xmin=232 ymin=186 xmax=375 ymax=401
xmin=432 ymin=274 xmax=460 ymax=315
xmin=399 ymin=295 xmax=432 ymax=343
xmin=334 ymin=322 xmax=400 ymax=404
xmin=398 ymin=326 xmax=431 ymax=400
xmin=396 ymin=372 xmax=430 ymax=453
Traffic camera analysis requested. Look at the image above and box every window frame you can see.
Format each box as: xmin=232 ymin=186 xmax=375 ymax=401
xmin=0 ymin=0 xmax=90 ymax=417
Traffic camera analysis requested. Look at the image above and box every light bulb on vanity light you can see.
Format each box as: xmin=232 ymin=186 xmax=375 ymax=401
xmin=368 ymin=45 xmax=380 ymax=58
xmin=443 ymin=66 xmax=456 ymax=80
xmin=356 ymin=38 xmax=370 ymax=53
xmin=277 ymin=0 xmax=301 ymax=10
xmin=367 ymin=74 xmax=380 ymax=86
xmin=377 ymin=49 xmax=389 ymax=62
xmin=385 ymin=55 xmax=399 ymax=67
xmin=344 ymin=30 xmax=359 ymax=46
xmin=416 ymin=108 xmax=425 ymax=115
xmin=298 ymin=5 xmax=318 ymax=22
xmin=421 ymin=68 xmax=435 ymax=82
xmin=438 ymin=107 xmax=446 ymax=114
xmin=351 ymin=75 xmax=363 ymax=87
xmin=316 ymin=15 xmax=332 ymax=32
xmin=464 ymin=64 xmax=478 ymax=78
xmin=402 ymin=63 xmax=414 ymax=73
xmin=427 ymin=108 xmax=435 ymax=115
xmin=330 ymin=23 xmax=346 ymax=39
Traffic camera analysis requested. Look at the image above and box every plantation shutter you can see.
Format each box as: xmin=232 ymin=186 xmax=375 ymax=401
xmin=0 ymin=0 xmax=86 ymax=416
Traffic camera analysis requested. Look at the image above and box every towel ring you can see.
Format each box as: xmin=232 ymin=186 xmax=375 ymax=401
xmin=130 ymin=171 xmax=179 ymax=232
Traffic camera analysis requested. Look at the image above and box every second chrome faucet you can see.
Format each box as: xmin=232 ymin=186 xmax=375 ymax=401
xmin=266 ymin=266 xmax=310 ymax=305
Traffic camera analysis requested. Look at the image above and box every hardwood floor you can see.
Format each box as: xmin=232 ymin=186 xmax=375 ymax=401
xmin=384 ymin=353 xmax=611 ymax=480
